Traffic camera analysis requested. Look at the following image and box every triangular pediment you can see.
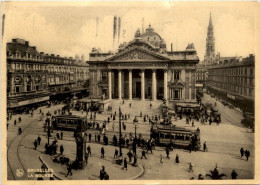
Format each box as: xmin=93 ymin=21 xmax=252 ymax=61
xmin=106 ymin=46 xmax=170 ymax=62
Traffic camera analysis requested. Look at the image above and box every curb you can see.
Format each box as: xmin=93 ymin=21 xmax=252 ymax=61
xmin=39 ymin=154 xmax=62 ymax=180
xmin=128 ymin=165 xmax=145 ymax=180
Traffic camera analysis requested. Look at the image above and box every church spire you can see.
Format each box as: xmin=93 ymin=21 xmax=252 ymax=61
xmin=204 ymin=12 xmax=215 ymax=66
xmin=209 ymin=12 xmax=213 ymax=27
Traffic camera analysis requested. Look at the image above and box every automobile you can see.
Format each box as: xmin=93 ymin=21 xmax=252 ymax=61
xmin=227 ymin=104 xmax=234 ymax=109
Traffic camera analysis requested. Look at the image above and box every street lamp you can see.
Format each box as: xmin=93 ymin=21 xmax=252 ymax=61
xmin=119 ymin=107 xmax=122 ymax=156
xmin=133 ymin=116 xmax=138 ymax=142
xmin=46 ymin=111 xmax=51 ymax=145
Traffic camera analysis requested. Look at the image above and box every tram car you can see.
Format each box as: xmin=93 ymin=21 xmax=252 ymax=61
xmin=52 ymin=115 xmax=87 ymax=131
xmin=150 ymin=124 xmax=201 ymax=150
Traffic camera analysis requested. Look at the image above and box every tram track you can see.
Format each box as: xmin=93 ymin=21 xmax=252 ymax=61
xmin=7 ymin=116 xmax=40 ymax=180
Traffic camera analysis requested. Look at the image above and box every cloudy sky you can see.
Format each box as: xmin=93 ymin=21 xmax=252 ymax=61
xmin=2 ymin=1 xmax=258 ymax=61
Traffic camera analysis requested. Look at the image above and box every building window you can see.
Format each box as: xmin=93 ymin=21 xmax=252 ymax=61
xmin=102 ymin=71 xmax=107 ymax=81
xmin=174 ymin=71 xmax=180 ymax=80
xmin=15 ymin=86 xmax=20 ymax=93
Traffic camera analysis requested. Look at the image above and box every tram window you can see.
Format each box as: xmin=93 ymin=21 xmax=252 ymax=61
xmin=175 ymin=135 xmax=184 ymax=140
xmin=61 ymin=119 xmax=67 ymax=124
xmin=185 ymin=136 xmax=190 ymax=140
xmin=165 ymin=134 xmax=171 ymax=139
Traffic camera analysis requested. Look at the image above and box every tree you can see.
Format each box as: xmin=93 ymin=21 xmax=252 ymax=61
xmin=206 ymin=167 xmax=227 ymax=180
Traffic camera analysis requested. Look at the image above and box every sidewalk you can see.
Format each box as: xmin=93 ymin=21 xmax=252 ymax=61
xmin=39 ymin=142 xmax=144 ymax=180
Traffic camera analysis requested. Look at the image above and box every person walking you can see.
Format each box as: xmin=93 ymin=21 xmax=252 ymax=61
xmin=37 ymin=136 xmax=41 ymax=145
xmin=87 ymin=145 xmax=91 ymax=156
xmin=166 ymin=147 xmax=170 ymax=159
xmin=231 ymin=170 xmax=238 ymax=179
xmin=60 ymin=144 xmax=64 ymax=155
xmin=65 ymin=162 xmax=73 ymax=177
xmin=245 ymin=150 xmax=250 ymax=161
xmin=14 ymin=119 xmax=17 ymax=126
xmin=60 ymin=131 xmax=63 ymax=140
xmin=98 ymin=134 xmax=101 ymax=143
xmin=240 ymin=147 xmax=244 ymax=158
xmin=141 ymin=148 xmax=147 ymax=159
xmin=203 ymin=141 xmax=208 ymax=152
xmin=123 ymin=157 xmax=127 ymax=170
xmin=127 ymin=150 xmax=133 ymax=162
xmin=112 ymin=122 xmax=115 ymax=131
xmin=160 ymin=154 xmax=163 ymax=163
xmin=175 ymin=154 xmax=179 ymax=163
xmin=100 ymin=166 xmax=106 ymax=180
xmin=114 ymin=148 xmax=119 ymax=159
xmin=89 ymin=133 xmax=92 ymax=142
xmin=85 ymin=153 xmax=89 ymax=164
xmin=188 ymin=162 xmax=193 ymax=172
xmin=101 ymin=147 xmax=105 ymax=158
xmin=34 ymin=140 xmax=38 ymax=150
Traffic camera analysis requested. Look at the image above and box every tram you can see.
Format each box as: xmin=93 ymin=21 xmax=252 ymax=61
xmin=151 ymin=124 xmax=201 ymax=150
xmin=52 ymin=115 xmax=87 ymax=131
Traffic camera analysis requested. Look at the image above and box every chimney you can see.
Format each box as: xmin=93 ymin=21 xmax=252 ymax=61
xmin=171 ymin=43 xmax=173 ymax=52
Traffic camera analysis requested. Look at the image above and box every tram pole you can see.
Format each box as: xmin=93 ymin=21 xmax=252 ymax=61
xmin=119 ymin=107 xmax=122 ymax=156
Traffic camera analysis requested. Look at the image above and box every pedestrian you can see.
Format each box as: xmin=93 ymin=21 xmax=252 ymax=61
xmin=101 ymin=147 xmax=105 ymax=158
xmin=65 ymin=162 xmax=73 ymax=177
xmin=175 ymin=154 xmax=179 ymax=163
xmin=123 ymin=157 xmax=127 ymax=170
xmin=192 ymin=121 xmax=195 ymax=127
xmin=95 ymin=133 xmax=97 ymax=142
xmin=98 ymin=134 xmax=101 ymax=143
xmin=160 ymin=154 xmax=163 ymax=163
xmin=85 ymin=153 xmax=89 ymax=164
xmin=37 ymin=136 xmax=41 ymax=145
xmin=129 ymin=103 xmax=131 ymax=107
xmin=114 ymin=148 xmax=119 ymax=159
xmin=127 ymin=150 xmax=133 ymax=162
xmin=18 ymin=117 xmax=21 ymax=123
xmin=89 ymin=133 xmax=92 ymax=142
xmin=56 ymin=132 xmax=60 ymax=140
xmin=14 ymin=119 xmax=16 ymax=126
xmin=188 ymin=162 xmax=193 ymax=172
xmin=140 ymin=112 xmax=142 ymax=117
xmin=34 ymin=140 xmax=38 ymax=150
xmin=245 ymin=150 xmax=250 ymax=161
xmin=123 ymin=100 xmax=125 ymax=104
xmin=240 ymin=147 xmax=244 ymax=158
xmin=87 ymin=145 xmax=91 ymax=156
xmin=203 ymin=141 xmax=208 ymax=152
xmin=100 ymin=166 xmax=106 ymax=180
xmin=198 ymin=174 xmax=204 ymax=180
xmin=150 ymin=103 xmax=152 ymax=109
xmin=231 ymin=170 xmax=238 ymax=179
xmin=112 ymin=122 xmax=115 ymax=131
xmin=60 ymin=144 xmax=64 ymax=155
xmin=61 ymin=131 xmax=63 ymax=140
xmin=141 ymin=148 xmax=147 ymax=159
xmin=166 ymin=147 xmax=170 ymax=159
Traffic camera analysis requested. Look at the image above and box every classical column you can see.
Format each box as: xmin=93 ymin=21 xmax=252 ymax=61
xmin=152 ymin=69 xmax=157 ymax=101
xmin=164 ymin=70 xmax=168 ymax=100
xmin=108 ymin=70 xmax=112 ymax=99
xmin=118 ymin=70 xmax=122 ymax=100
xmin=141 ymin=69 xmax=145 ymax=100
xmin=189 ymin=70 xmax=192 ymax=100
xmin=128 ymin=69 xmax=132 ymax=100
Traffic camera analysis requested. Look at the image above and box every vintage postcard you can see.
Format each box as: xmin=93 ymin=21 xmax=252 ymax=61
xmin=1 ymin=1 xmax=259 ymax=185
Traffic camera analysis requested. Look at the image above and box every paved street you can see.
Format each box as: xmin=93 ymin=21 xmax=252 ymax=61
xmin=7 ymin=95 xmax=254 ymax=180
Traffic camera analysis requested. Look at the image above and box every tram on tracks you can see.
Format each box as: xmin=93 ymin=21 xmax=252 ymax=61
xmin=150 ymin=124 xmax=201 ymax=150
xmin=52 ymin=115 xmax=87 ymax=131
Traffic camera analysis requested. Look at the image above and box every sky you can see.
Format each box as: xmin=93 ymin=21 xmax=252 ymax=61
xmin=2 ymin=1 xmax=258 ymax=61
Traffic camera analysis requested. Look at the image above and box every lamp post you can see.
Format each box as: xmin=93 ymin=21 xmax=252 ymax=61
xmin=119 ymin=107 xmax=122 ymax=156
xmin=133 ymin=116 xmax=138 ymax=142
xmin=46 ymin=112 xmax=51 ymax=145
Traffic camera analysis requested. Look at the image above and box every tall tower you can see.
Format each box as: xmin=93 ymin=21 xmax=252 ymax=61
xmin=204 ymin=12 xmax=215 ymax=65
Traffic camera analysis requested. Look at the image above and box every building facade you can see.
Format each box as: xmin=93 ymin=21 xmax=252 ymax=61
xmin=196 ymin=64 xmax=207 ymax=87
xmin=7 ymin=38 xmax=89 ymax=110
xmin=87 ymin=25 xmax=199 ymax=107
xmin=207 ymin=54 xmax=255 ymax=113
